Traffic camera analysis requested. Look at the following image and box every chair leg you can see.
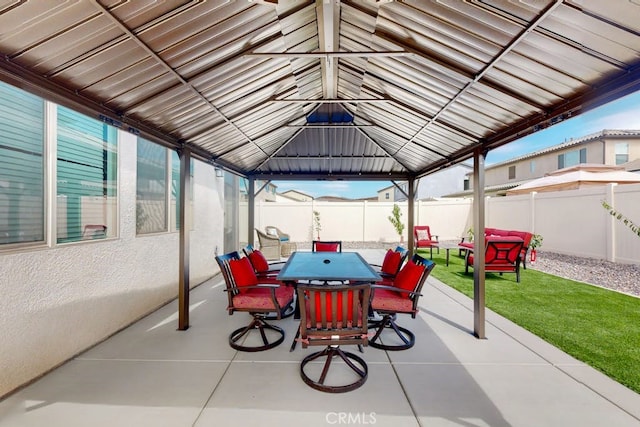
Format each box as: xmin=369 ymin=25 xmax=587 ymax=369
xmin=300 ymin=346 xmax=368 ymax=393
xmin=229 ymin=315 xmax=285 ymax=352
xmin=368 ymin=314 xmax=415 ymax=351
xmin=289 ymin=327 xmax=300 ymax=352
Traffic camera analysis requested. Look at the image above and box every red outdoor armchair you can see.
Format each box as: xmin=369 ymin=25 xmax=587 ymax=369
xmin=464 ymin=237 xmax=524 ymax=283
xmin=414 ymin=226 xmax=439 ymax=258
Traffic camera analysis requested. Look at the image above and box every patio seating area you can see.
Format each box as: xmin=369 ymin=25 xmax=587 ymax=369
xmin=1 ymin=249 xmax=638 ymax=427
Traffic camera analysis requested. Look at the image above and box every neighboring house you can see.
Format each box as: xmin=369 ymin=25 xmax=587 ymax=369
xmin=377 ymin=185 xmax=395 ymax=202
xmin=376 ymin=163 xmax=473 ymax=201
xmin=279 ymin=189 xmax=314 ymax=202
xmin=457 ymin=129 xmax=640 ymax=196
xmin=417 ymin=163 xmax=473 ymax=200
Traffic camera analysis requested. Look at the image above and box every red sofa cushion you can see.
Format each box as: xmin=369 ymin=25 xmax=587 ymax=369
xmin=508 ymin=230 xmax=533 ymax=247
xmin=487 ymin=235 xmax=521 ymax=242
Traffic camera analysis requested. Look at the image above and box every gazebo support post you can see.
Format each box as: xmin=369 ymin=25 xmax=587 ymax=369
xmin=473 ymin=147 xmax=486 ymax=339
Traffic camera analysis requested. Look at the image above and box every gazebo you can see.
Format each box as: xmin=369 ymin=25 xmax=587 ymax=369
xmin=2 ymin=1 xmax=640 ymax=344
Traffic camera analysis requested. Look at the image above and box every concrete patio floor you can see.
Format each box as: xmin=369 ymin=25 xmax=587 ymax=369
xmin=1 ymin=249 xmax=639 ymax=427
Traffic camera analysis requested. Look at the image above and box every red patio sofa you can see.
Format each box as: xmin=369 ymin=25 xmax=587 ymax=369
xmin=459 ymin=227 xmax=533 ymax=269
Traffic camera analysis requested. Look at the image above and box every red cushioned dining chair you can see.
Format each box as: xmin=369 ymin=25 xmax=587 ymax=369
xmin=414 ymin=225 xmax=439 ymax=258
xmin=369 ymin=246 xmax=409 ymax=285
xmin=312 ymin=240 xmax=342 ymax=252
xmin=295 ymin=283 xmax=371 ymax=393
xmin=215 ymin=251 xmax=294 ymax=352
xmin=368 ymin=253 xmax=435 ymax=351
xmin=243 ymin=244 xmax=285 ymax=277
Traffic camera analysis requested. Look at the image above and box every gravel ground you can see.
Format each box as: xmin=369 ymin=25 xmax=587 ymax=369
xmin=296 ymin=241 xmax=640 ymax=298
xmin=529 ymin=251 xmax=640 ymax=298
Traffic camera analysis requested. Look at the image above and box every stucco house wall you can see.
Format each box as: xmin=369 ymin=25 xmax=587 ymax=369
xmin=0 ymin=131 xmax=223 ymax=398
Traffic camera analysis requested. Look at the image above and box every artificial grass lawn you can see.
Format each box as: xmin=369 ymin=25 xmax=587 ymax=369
xmin=421 ymin=248 xmax=640 ymax=394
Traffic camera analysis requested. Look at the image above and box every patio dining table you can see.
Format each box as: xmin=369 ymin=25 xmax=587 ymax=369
xmin=277 ymin=251 xmax=382 ymax=285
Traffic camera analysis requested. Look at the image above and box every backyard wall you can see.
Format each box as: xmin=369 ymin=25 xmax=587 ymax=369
xmin=247 ymin=183 xmax=640 ymax=263
xmin=0 ymin=132 xmax=224 ymax=398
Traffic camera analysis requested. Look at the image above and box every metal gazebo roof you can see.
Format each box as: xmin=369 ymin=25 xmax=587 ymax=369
xmin=1 ymin=0 xmax=640 ymax=181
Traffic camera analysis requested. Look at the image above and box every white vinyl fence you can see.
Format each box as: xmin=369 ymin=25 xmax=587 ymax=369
xmin=242 ymin=183 xmax=640 ymax=264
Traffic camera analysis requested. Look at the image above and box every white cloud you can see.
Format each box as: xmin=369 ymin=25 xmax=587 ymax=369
xmin=585 ymin=109 xmax=640 ymax=131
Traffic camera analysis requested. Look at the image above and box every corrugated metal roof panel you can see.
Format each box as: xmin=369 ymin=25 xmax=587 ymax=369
xmin=2 ymin=0 xmax=640 ymax=180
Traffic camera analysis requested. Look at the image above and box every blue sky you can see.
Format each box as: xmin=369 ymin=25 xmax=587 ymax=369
xmin=274 ymin=91 xmax=640 ymax=199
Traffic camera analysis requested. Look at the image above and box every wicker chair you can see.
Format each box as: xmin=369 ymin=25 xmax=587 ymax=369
xmin=255 ymin=228 xmax=282 ymax=261
xmin=265 ymin=226 xmax=296 ymax=256
xmin=295 ymin=283 xmax=371 ymax=393
xmin=265 ymin=226 xmax=290 ymax=242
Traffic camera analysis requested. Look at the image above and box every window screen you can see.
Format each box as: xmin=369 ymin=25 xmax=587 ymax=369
xmin=136 ymin=138 xmax=167 ymax=234
xmin=0 ymin=82 xmax=45 ymax=246
xmin=57 ymin=106 xmax=118 ymax=243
